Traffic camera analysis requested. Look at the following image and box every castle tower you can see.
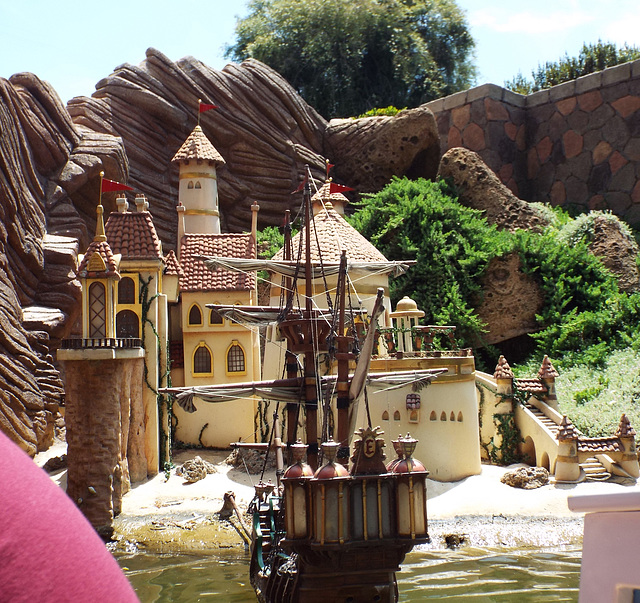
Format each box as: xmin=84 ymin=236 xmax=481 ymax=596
xmin=538 ymin=355 xmax=559 ymax=411
xmin=171 ymin=125 xmax=226 ymax=237
xmin=77 ymin=202 xmax=121 ymax=339
xmin=556 ymin=416 xmax=582 ymax=482
xmin=616 ymin=414 xmax=640 ymax=478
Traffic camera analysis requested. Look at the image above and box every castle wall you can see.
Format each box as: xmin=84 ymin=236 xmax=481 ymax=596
xmin=428 ymin=59 xmax=640 ymax=224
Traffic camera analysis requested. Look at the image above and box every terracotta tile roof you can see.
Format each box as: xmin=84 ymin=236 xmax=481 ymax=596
xmin=105 ymin=211 xmax=163 ymax=261
xmin=171 ymin=125 xmax=226 ymax=166
xmin=78 ymin=240 xmax=120 ymax=279
xmin=493 ymin=355 xmax=514 ymax=379
xmin=514 ymin=378 xmax=546 ymax=395
xmin=538 ymin=355 xmax=559 ymax=379
xmin=164 ymin=250 xmax=184 ymax=277
xmin=577 ymin=437 xmax=623 ymax=453
xmin=179 ymin=233 xmax=256 ymax=292
xmin=273 ymin=203 xmax=388 ymax=263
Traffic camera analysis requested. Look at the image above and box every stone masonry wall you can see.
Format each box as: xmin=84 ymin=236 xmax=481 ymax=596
xmin=427 ymin=59 xmax=640 ymax=225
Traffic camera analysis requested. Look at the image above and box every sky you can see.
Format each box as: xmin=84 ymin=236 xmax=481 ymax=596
xmin=1 ymin=0 xmax=640 ymax=105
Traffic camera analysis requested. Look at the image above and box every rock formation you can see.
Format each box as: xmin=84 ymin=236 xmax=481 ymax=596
xmin=438 ymin=147 xmax=549 ymax=232
xmin=67 ymin=49 xmax=441 ymax=248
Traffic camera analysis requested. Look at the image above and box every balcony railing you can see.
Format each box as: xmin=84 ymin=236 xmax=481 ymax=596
xmin=60 ymin=338 xmax=142 ymax=349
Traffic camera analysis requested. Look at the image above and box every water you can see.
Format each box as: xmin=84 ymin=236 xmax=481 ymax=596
xmin=116 ymin=546 xmax=581 ymax=602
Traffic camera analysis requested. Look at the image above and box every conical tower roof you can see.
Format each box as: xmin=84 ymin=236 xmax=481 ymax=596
xmin=273 ymin=201 xmax=387 ymax=264
xmin=493 ymin=355 xmax=514 ymax=380
xmin=172 ymin=125 xmax=226 ymax=165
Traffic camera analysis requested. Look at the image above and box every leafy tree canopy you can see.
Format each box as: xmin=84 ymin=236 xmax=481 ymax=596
xmin=225 ymin=0 xmax=476 ymax=118
xmin=505 ymin=40 xmax=640 ymax=95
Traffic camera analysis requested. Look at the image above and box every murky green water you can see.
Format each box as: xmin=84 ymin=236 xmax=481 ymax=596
xmin=116 ymin=545 xmax=581 ymax=602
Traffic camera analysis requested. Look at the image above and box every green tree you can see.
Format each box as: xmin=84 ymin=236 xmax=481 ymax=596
xmin=225 ymin=0 xmax=476 ymax=118
xmin=506 ymin=40 xmax=640 ymax=95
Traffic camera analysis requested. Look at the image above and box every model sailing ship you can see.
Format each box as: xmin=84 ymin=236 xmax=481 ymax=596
xmin=163 ymin=175 xmax=443 ymax=602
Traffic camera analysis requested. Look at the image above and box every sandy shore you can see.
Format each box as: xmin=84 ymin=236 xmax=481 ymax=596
xmin=37 ymin=444 xmax=640 ymax=552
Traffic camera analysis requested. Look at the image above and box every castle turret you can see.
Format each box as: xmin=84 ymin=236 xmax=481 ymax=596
xmin=172 ymin=125 xmax=226 ymax=235
xmin=556 ymin=416 xmax=582 ymax=482
xmin=77 ymin=202 xmax=121 ymax=339
xmin=538 ymin=355 xmax=559 ymax=411
xmin=615 ymin=414 xmax=640 ymax=478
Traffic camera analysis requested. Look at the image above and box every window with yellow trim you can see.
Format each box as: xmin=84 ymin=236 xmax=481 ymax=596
xmin=118 ymin=276 xmax=136 ymax=305
xmin=188 ymin=304 xmax=203 ymax=326
xmin=89 ymin=282 xmax=106 ymax=338
xmin=209 ymin=308 xmax=224 ymax=325
xmin=226 ymin=342 xmax=246 ymax=374
xmin=193 ymin=344 xmax=212 ymax=376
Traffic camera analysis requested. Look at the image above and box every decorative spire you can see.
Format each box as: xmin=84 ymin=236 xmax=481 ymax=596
xmin=493 ymin=355 xmax=514 ymax=380
xmin=557 ymin=416 xmax=579 ymax=441
xmin=538 ymin=355 xmax=559 ymax=379
xmin=94 ymin=202 xmax=107 ymax=242
xmin=616 ymin=413 xmax=637 ymax=438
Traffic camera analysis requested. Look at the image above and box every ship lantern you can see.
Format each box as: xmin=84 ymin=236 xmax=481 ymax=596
xmin=312 ymin=439 xmax=350 ymax=545
xmin=390 ymin=434 xmax=429 ymax=539
xmin=282 ymin=440 xmax=313 ymax=540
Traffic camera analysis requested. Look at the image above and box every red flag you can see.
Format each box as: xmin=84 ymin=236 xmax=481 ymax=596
xmin=199 ymin=101 xmax=218 ymax=113
xmin=329 ymin=182 xmax=354 ymax=195
xmin=291 ymin=175 xmax=308 ymax=194
xmin=102 ymin=178 xmax=133 ymax=193
xmin=325 ymin=160 xmax=335 ymax=178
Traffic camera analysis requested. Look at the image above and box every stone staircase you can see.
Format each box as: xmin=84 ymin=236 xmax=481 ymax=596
xmin=524 ymin=403 xmax=611 ymax=480
xmin=580 ymin=457 xmax=611 ymax=481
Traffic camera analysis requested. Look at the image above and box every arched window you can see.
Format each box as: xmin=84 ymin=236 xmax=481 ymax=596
xmin=88 ymin=282 xmax=106 ymax=338
xmin=457 ymin=411 xmax=464 ymax=422
xmin=188 ymin=304 xmax=202 ymax=326
xmin=440 ymin=411 xmax=447 ymax=421
xmin=450 ymin=411 xmax=455 ymax=421
xmin=430 ymin=411 xmax=437 ymax=421
xmin=188 ymin=181 xmax=194 ymax=189
xmin=393 ymin=410 xmax=401 ymax=421
xmin=209 ymin=309 xmax=224 ymax=325
xmin=227 ymin=342 xmax=246 ymax=373
xmin=382 ymin=410 xmax=389 ymax=421
xmin=116 ymin=310 xmax=139 ymax=338
xmin=195 ymin=181 xmax=202 ymax=189
xmin=118 ymin=276 xmax=135 ymax=304
xmin=193 ymin=344 xmax=212 ymax=375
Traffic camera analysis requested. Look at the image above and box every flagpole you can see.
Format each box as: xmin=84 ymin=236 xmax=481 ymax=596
xmin=198 ymin=99 xmax=202 ymax=126
xmin=99 ymin=171 xmax=104 ymax=200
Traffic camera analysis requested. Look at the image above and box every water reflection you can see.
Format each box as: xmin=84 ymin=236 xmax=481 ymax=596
xmin=117 ymin=546 xmax=581 ymax=602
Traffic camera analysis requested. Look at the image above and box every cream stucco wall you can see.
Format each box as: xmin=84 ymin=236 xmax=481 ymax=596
xmin=172 ymin=289 xmax=260 ymax=448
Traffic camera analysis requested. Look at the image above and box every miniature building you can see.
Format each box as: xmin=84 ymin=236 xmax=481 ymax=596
xmin=167 ymin=125 xmax=261 ymax=448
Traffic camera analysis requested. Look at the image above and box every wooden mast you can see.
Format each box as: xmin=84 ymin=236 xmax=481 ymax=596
xmin=303 ymin=179 xmax=319 ymax=470
xmin=335 ymin=250 xmax=351 ymax=467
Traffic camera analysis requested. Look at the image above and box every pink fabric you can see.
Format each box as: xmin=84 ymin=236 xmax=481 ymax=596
xmin=0 ymin=431 xmax=139 ymax=602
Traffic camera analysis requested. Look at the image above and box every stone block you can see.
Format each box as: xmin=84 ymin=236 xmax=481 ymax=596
xmin=425 ymin=98 xmax=444 ymax=114
xmin=462 ymin=123 xmax=486 ymax=152
xmin=556 ymin=97 xmax=577 ymax=116
xmin=575 ymin=71 xmax=602 ymax=94
xmin=549 ymin=80 xmax=576 ymax=102
xmin=563 ymin=130 xmax=584 ymax=159
xmin=602 ymin=62 xmax=632 ymax=87
xmin=526 ymin=89 xmax=550 ymax=108
xmin=443 ymin=90 xmax=468 ymax=111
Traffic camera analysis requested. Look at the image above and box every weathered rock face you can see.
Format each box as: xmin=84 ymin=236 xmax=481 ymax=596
xmin=0 ymin=73 xmax=126 ymax=454
xmin=67 ymin=50 xmax=442 ymax=248
xmin=475 ymin=253 xmax=545 ymax=346
xmin=500 ymin=466 xmax=550 ymax=489
xmin=438 ymin=147 xmax=549 ymax=232
xmin=325 ymin=107 xmax=440 ymax=192
xmin=588 ymin=215 xmax=640 ymax=293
